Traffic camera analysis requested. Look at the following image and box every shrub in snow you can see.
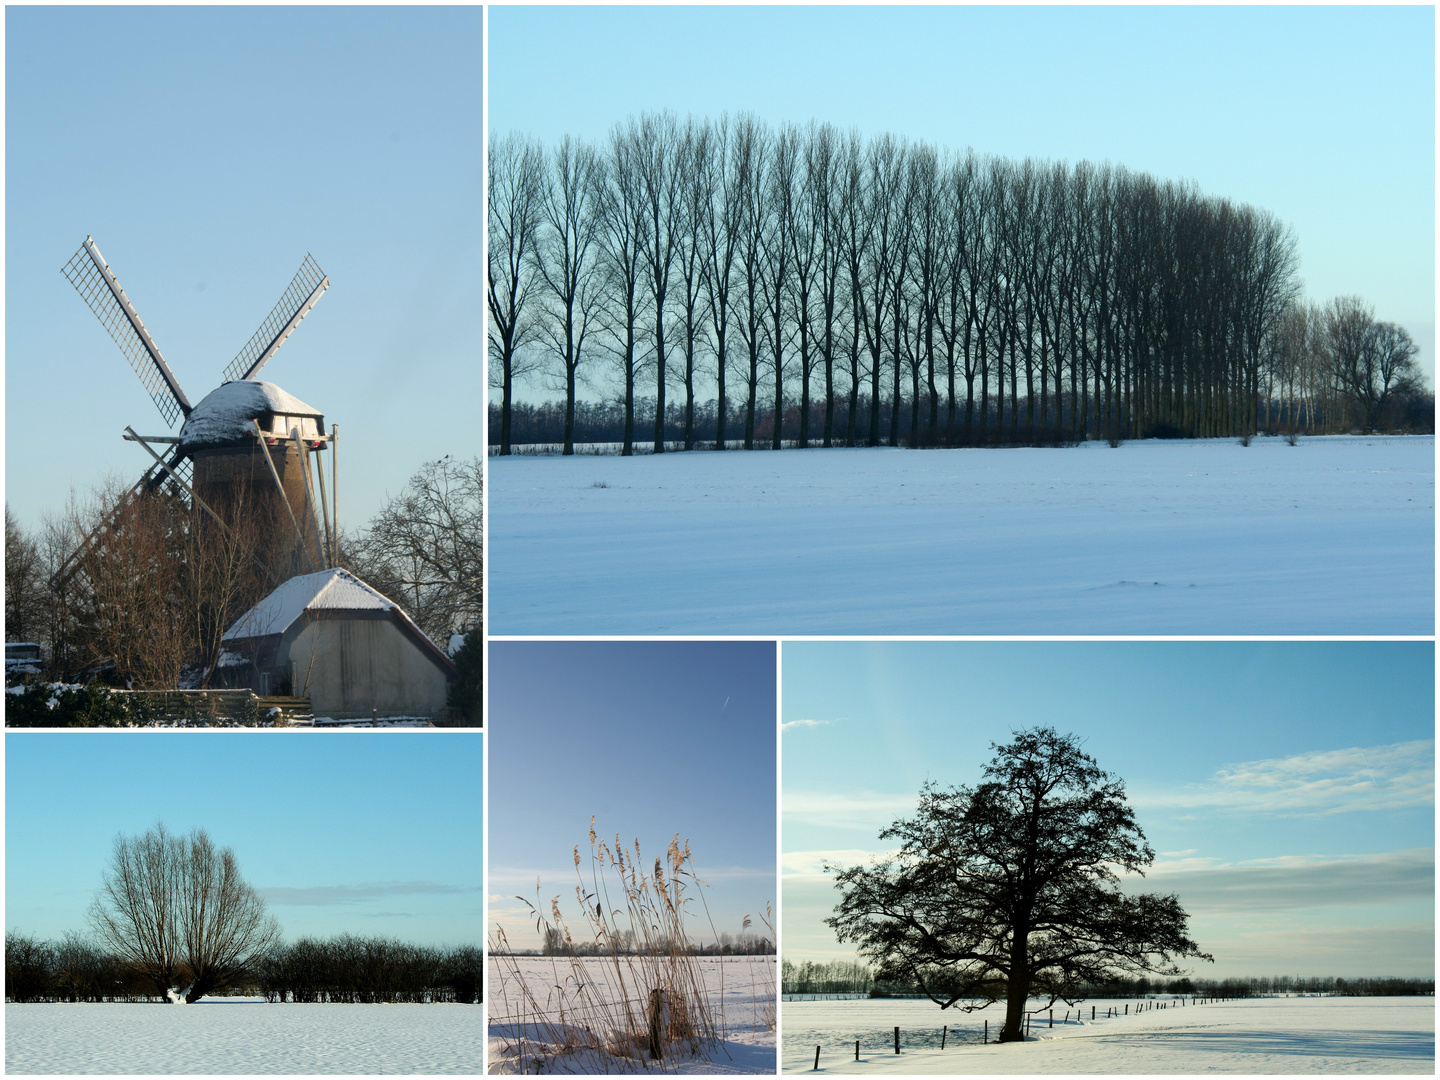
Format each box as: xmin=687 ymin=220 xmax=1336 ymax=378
xmin=3 ymin=682 xmax=149 ymax=727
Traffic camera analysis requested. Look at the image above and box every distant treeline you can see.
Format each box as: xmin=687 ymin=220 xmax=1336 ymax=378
xmin=489 ymin=396 xmax=1083 ymax=450
xmin=498 ymin=931 xmax=776 ymax=957
xmin=255 ymin=936 xmax=481 ymax=1003
xmin=489 ymin=391 xmax=1431 ymax=452
xmin=780 ymin=960 xmax=1434 ymax=999
xmin=6 ymin=931 xmax=481 ymax=1004
xmin=7 ymin=931 xmax=160 ymax=1002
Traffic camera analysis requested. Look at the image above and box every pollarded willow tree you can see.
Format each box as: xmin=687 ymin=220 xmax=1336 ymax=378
xmin=89 ymin=823 xmax=280 ymax=1002
xmin=827 ymin=727 xmax=1210 ymax=1042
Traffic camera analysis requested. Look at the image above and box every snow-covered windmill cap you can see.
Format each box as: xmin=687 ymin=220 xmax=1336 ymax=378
xmin=179 ymin=380 xmax=323 ymax=453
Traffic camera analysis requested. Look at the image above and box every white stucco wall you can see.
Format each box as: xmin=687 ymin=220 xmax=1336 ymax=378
xmin=285 ymin=617 xmax=450 ymax=718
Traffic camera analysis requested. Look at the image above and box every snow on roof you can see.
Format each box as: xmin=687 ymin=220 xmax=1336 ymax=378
xmin=179 ymin=380 xmax=323 ymax=450
xmin=223 ymin=568 xmax=395 ymax=641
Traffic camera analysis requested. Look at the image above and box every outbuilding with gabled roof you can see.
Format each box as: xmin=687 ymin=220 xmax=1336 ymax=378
xmin=219 ymin=568 xmax=455 ymax=720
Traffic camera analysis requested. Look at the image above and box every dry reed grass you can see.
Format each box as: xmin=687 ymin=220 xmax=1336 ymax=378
xmin=489 ymin=819 xmax=772 ymax=1073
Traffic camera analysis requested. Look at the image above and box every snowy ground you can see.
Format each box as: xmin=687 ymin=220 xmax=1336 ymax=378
xmin=4 ymin=999 xmax=483 ymax=1073
xmin=489 ymin=955 xmax=777 ymax=1074
xmin=781 ymin=995 xmax=1435 ymax=1073
xmin=488 ymin=435 xmax=1434 ymax=635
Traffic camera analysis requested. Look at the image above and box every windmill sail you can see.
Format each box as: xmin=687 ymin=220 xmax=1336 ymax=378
xmin=62 ymin=237 xmax=192 ymax=427
xmin=223 ymin=254 xmax=329 ymax=383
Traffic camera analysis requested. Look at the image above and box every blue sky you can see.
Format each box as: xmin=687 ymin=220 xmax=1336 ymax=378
xmin=5 ymin=6 xmax=482 ymax=532
xmin=489 ymin=5 xmax=1434 ymax=399
xmin=488 ymin=640 xmax=776 ymax=949
xmin=6 ymin=732 xmax=482 ymax=945
xmin=782 ymin=641 xmax=1434 ymax=978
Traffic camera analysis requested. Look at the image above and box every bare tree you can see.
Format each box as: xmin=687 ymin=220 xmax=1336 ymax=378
xmin=5 ymin=506 xmax=46 ymax=647
xmin=790 ymin=122 xmax=825 ymax=448
xmin=72 ymin=482 xmax=191 ymax=690
xmin=762 ymin=124 xmax=799 ymax=450
xmin=732 ymin=115 xmax=770 ymax=449
xmin=697 ymin=115 xmax=744 ymax=450
xmin=1326 ymin=297 xmax=1422 ymax=431
xmin=808 ymin=123 xmax=845 ymax=446
xmin=673 ymin=118 xmax=713 ymax=450
xmin=838 ymin=130 xmax=872 ymax=445
xmin=488 ymin=133 xmax=546 ymax=456
xmin=593 ymin=126 xmax=650 ymax=456
xmin=176 ymin=828 xmax=282 ymax=1001
xmin=182 ymin=476 xmax=275 ymax=688
xmin=859 ymin=135 xmax=906 ymax=445
xmin=90 ymin=823 xmax=279 ymax=1002
xmin=908 ymin=142 xmax=942 ymax=434
xmin=534 ymin=136 xmax=603 ymax=456
xmin=633 ymin=113 xmax=684 ymax=453
xmin=348 ymin=456 xmax=482 ymax=645
xmin=883 ymin=139 xmax=917 ymax=446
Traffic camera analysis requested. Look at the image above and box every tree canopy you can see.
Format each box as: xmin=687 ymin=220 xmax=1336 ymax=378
xmin=827 ymin=727 xmax=1210 ymax=1042
xmin=88 ymin=822 xmax=279 ymax=1002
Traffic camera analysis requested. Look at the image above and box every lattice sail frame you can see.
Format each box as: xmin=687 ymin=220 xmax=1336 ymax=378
xmin=62 ymin=237 xmax=191 ymax=427
xmin=223 ymin=254 xmax=329 ymax=383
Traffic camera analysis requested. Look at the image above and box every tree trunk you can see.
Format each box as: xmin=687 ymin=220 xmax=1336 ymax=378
xmin=654 ymin=312 xmax=667 ymax=453
xmin=500 ymin=358 xmax=513 ymax=455
xmin=715 ymin=333 xmax=727 ymax=450
xmin=999 ymin=928 xmax=1030 ymax=1041
xmin=563 ymin=361 xmax=577 ymax=456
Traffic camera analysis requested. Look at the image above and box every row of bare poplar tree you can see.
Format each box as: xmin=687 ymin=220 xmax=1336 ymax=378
xmin=489 ymin=113 xmax=1426 ymax=455
xmin=4 ymin=456 xmax=482 ymax=692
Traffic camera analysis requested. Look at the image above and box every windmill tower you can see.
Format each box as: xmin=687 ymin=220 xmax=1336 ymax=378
xmin=59 ymin=236 xmax=338 ymax=584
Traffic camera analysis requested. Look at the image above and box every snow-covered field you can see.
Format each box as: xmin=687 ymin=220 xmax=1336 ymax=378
xmin=4 ymin=999 xmax=483 ymax=1073
xmin=488 ymin=436 xmax=1434 ymax=635
xmin=781 ymin=995 xmax=1435 ymax=1073
xmin=489 ymin=955 xmax=776 ymax=1074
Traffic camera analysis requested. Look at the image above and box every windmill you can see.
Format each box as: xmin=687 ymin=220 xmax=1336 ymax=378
xmin=57 ymin=236 xmax=339 ymax=587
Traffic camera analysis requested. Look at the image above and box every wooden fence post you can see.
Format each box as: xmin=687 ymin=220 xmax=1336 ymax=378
xmin=648 ymin=988 xmax=667 ymax=1060
xmin=855 ymin=1040 xmax=859 ymax=1061
xmin=813 ymin=1046 xmax=820 ymax=1071
xmin=941 ymin=1025 xmax=947 ymax=1049
xmin=984 ymin=1019 xmax=988 ymax=1044
xmin=1092 ymin=1005 xmax=1096 ymax=1020
xmin=894 ymin=1026 xmax=900 ymax=1054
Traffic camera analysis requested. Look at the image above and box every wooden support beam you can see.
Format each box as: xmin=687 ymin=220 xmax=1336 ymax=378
xmin=250 ymin=423 xmax=312 ymax=575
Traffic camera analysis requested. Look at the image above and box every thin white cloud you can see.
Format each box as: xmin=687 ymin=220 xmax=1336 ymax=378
xmin=783 ymin=789 xmax=917 ymax=830
xmin=781 ymin=848 xmax=898 ymax=877
xmin=781 ymin=718 xmax=831 ymax=732
xmin=1211 ymin=920 xmax=1434 ymax=976
xmin=1133 ymin=740 xmax=1434 ymax=816
xmin=260 ymin=881 xmax=477 ymax=906
xmin=484 ymin=866 xmax=579 ymax=888
xmin=1129 ymin=848 xmax=1434 ymax=912
xmin=488 ymin=864 xmax=771 ymax=888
